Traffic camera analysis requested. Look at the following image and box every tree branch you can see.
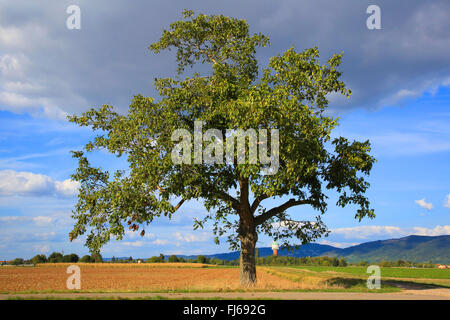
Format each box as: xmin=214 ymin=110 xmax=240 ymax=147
xmin=183 ymin=165 xmax=240 ymax=211
xmin=196 ymin=44 xmax=220 ymax=65
xmin=254 ymin=198 xmax=315 ymax=225
xmin=217 ymin=191 xmax=240 ymax=211
xmin=250 ymin=194 xmax=269 ymax=214
xmin=156 ymin=185 xmax=166 ymax=193
xmin=172 ymin=198 xmax=186 ymax=213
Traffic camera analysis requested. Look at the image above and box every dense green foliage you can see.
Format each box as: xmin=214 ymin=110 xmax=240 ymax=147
xmin=4 ymin=251 xmax=443 ymax=269
xmin=31 ymin=254 xmax=47 ymax=264
xmin=6 ymin=252 xmax=99 ymax=264
xmin=62 ymin=254 xmax=79 ymax=263
xmin=47 ymin=252 xmax=63 ymax=263
xmin=80 ymin=255 xmax=91 ymax=263
xmin=147 ymin=256 xmax=163 ymax=263
xmin=67 ymin=10 xmax=375 ymax=261
xmin=196 ymin=255 xmax=208 ymax=264
xmin=90 ymin=252 xmax=103 ymax=263
xmin=254 ymin=255 xmax=349 ymax=266
xmin=9 ymin=258 xmax=25 ymax=265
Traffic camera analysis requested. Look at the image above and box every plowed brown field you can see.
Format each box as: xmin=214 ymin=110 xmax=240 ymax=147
xmin=0 ymin=264 xmax=302 ymax=293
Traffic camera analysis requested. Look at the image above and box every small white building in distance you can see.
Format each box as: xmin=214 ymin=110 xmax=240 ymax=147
xmin=272 ymin=241 xmax=279 ymax=256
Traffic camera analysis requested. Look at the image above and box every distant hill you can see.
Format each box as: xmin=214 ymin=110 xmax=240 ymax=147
xmin=321 ymin=235 xmax=450 ymax=264
xmin=105 ymin=235 xmax=450 ymax=264
xmin=175 ymin=235 xmax=450 ymax=264
xmin=201 ymin=243 xmax=337 ymax=261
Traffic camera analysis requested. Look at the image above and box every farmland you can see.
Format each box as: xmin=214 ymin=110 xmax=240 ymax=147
xmin=1 ymin=262 xmax=449 ymax=298
xmin=0 ymin=263 xmax=305 ymax=294
xmin=266 ymin=266 xmax=450 ymax=290
xmin=288 ymin=266 xmax=450 ymax=280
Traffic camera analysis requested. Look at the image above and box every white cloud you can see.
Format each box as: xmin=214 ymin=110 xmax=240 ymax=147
xmin=0 ymin=24 xmax=49 ymax=50
xmin=444 ymin=194 xmax=450 ymax=209
xmin=0 ymin=170 xmax=52 ymax=195
xmin=0 ymin=26 xmax=25 ymax=47
xmin=0 ymin=91 xmax=34 ymax=107
xmin=122 ymin=241 xmax=144 ymax=247
xmin=415 ymin=198 xmax=434 ymax=210
xmin=151 ymin=239 xmax=168 ymax=245
xmin=0 ymin=170 xmax=79 ymax=197
xmin=0 ymin=214 xmax=71 ymax=229
xmin=271 ymin=220 xmax=320 ymax=230
xmin=125 ymin=230 xmax=155 ymax=239
xmin=3 ymin=81 xmax=42 ymax=92
xmin=33 ymin=231 xmax=56 ymax=240
xmin=33 ymin=244 xmax=50 ymax=254
xmin=0 ymin=215 xmax=54 ymax=226
xmin=0 ymin=216 xmax=25 ymax=223
xmin=332 ymin=226 xmax=404 ymax=239
xmin=174 ymin=231 xmax=209 ymax=243
xmin=318 ymin=239 xmax=360 ymax=248
xmin=0 ymin=90 xmax=68 ymax=119
xmin=0 ymin=52 xmax=71 ymax=119
xmin=0 ymin=54 xmax=23 ymax=76
xmin=331 ymin=225 xmax=450 ymax=239
xmin=54 ymin=179 xmax=80 ymax=197
xmin=412 ymin=225 xmax=450 ymax=236
xmin=32 ymin=216 xmax=54 ymax=226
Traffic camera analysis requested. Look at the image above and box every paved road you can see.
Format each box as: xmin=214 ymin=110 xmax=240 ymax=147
xmin=1 ymin=289 xmax=449 ymax=300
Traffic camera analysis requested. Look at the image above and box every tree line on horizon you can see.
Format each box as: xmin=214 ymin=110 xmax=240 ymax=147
xmin=2 ymin=251 xmax=437 ymax=268
xmin=4 ymin=252 xmax=103 ymax=265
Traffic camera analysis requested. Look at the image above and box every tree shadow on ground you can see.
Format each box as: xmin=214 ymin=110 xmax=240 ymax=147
xmin=383 ymin=279 xmax=449 ymax=290
xmin=325 ymin=277 xmax=367 ymax=289
xmin=325 ymin=277 xmax=449 ymax=290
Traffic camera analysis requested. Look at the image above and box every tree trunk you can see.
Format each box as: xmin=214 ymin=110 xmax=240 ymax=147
xmin=239 ymin=228 xmax=257 ymax=287
xmin=238 ymin=177 xmax=257 ymax=287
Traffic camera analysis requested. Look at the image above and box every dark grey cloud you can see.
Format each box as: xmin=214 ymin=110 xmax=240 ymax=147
xmin=0 ymin=0 xmax=449 ymax=119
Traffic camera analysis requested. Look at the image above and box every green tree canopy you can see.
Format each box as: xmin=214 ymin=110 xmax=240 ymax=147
xmin=48 ymin=252 xmax=63 ymax=263
xmin=80 ymin=255 xmax=91 ymax=263
xmin=196 ymin=255 xmax=208 ymax=264
xmin=62 ymin=253 xmax=79 ymax=263
xmin=68 ymin=10 xmax=375 ymax=286
xmin=10 ymin=258 xmax=24 ymax=266
xmin=31 ymin=254 xmax=47 ymax=265
xmin=147 ymin=256 xmax=162 ymax=263
xmin=91 ymin=252 xmax=102 ymax=263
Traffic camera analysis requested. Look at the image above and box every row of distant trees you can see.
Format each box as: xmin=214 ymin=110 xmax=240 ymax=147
xmin=255 ymin=256 xmax=348 ymax=267
xmin=133 ymin=255 xmax=437 ymax=268
xmin=356 ymin=259 xmax=436 ymax=268
xmin=152 ymin=254 xmax=240 ymax=265
xmin=4 ymin=253 xmax=437 ymax=268
xmin=107 ymin=254 xmax=240 ymax=265
xmin=6 ymin=252 xmax=103 ymax=265
xmin=255 ymin=256 xmax=437 ymax=268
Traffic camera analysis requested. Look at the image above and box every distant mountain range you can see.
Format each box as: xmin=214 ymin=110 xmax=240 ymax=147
xmin=105 ymin=235 xmax=450 ymax=264
xmin=178 ymin=235 xmax=450 ymax=264
xmin=185 ymin=243 xmax=338 ymax=261
xmin=321 ymin=235 xmax=450 ymax=264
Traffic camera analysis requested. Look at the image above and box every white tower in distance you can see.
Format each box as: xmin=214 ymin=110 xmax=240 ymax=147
xmin=272 ymin=241 xmax=279 ymax=256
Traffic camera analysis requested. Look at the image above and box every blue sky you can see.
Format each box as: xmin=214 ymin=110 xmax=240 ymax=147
xmin=0 ymin=1 xmax=449 ymax=260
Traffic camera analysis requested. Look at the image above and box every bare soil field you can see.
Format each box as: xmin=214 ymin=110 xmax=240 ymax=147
xmin=0 ymin=264 xmax=301 ymax=293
